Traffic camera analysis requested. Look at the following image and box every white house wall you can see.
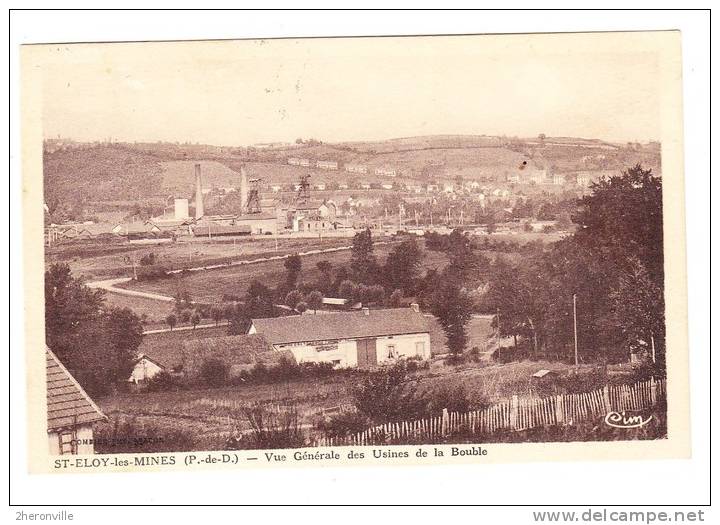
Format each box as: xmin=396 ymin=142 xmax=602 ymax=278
xmin=274 ymin=339 xmax=358 ymax=368
xmin=271 ymin=333 xmax=431 ymax=368
xmin=375 ymin=333 xmax=431 ymax=363
xmin=128 ymin=358 xmax=164 ymax=383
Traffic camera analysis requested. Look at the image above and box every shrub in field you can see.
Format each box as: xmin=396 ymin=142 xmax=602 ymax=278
xmin=135 ymin=264 xmax=169 ymax=282
xmin=295 ymin=301 xmax=308 ymax=314
xmin=139 ymin=252 xmax=157 ymax=266
xmin=352 ymin=362 xmax=427 ymax=423
xmin=317 ymin=410 xmax=371 ymax=439
xmin=268 ymin=356 xmax=301 ymax=381
xmin=285 ymin=290 xmax=305 ymax=310
xmin=467 ymin=347 xmax=482 ymax=363
xmin=179 ymin=308 xmax=193 ymax=324
xmin=165 ymin=314 xmax=177 ymax=331
xmin=94 ymin=417 xmax=196 ymax=453
xmin=404 ymin=355 xmax=430 ymax=372
xmin=422 ymin=384 xmax=472 ymax=416
xmin=230 ymin=404 xmax=305 ymax=450
xmin=236 ymin=359 xmax=337 ymax=385
xmin=200 ymin=358 xmax=229 ymax=387
xmin=143 ymin=370 xmax=179 ymax=392
xmin=299 ymin=361 xmax=335 ymax=377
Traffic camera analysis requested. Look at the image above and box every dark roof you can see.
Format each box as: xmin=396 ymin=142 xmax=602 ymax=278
xmin=135 ymin=354 xmax=166 ymax=370
xmin=193 ymin=222 xmax=252 ymax=235
xmin=235 ymin=213 xmax=277 ymax=221
xmin=181 ymin=334 xmax=293 ymax=374
xmin=46 ymin=347 xmax=106 ymax=431
xmin=252 ymin=308 xmax=429 ymax=345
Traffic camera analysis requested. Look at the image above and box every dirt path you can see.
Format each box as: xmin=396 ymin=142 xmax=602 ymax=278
xmin=88 ymin=240 xmax=399 ymax=303
xmin=87 ymin=277 xmax=175 ymax=302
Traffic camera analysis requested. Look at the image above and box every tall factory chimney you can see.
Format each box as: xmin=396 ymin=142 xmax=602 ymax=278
xmin=194 ymin=163 xmax=204 ymax=219
xmin=240 ymin=167 xmax=248 ymax=214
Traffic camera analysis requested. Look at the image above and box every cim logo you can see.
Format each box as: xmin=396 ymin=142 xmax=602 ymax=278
xmin=604 ymin=410 xmax=653 ymax=429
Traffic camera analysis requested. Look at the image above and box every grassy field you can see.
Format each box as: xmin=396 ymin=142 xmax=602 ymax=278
xmin=97 ymin=359 xmax=581 ymax=451
xmin=46 ymin=236 xmax=354 ymax=280
xmin=102 ymin=293 xmax=177 ymax=325
xmin=119 ymin=242 xmax=450 ymax=303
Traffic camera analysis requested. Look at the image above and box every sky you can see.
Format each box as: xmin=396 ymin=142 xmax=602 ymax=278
xmin=34 ymin=32 xmax=670 ymax=146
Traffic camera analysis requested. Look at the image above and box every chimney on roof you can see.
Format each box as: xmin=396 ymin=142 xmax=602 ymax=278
xmin=194 ymin=163 xmax=204 ymax=219
xmin=410 ymin=303 xmax=420 ymax=313
xmin=362 ymin=307 xmax=370 ymax=316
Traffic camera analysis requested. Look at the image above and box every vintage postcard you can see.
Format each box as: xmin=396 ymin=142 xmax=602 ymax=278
xmin=21 ymin=31 xmax=689 ymax=474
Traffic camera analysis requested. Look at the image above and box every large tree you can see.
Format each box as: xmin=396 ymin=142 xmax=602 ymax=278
xmin=573 ymin=164 xmax=664 ymax=284
xmin=283 ymin=255 xmax=302 ymax=289
xmin=429 ymin=280 xmax=473 ymax=356
xmin=44 ymin=263 xmax=143 ymax=395
xmin=350 ymin=228 xmax=378 ymax=283
xmin=481 ymin=164 xmax=665 ymax=363
xmin=383 ymin=237 xmax=423 ymax=294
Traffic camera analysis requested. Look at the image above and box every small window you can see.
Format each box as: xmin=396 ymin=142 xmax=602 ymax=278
xmin=387 ymin=344 xmax=397 ymax=359
xmin=415 ymin=342 xmax=425 ymax=356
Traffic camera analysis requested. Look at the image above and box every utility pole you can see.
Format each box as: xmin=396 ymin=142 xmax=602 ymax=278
xmin=650 ymin=331 xmax=656 ymax=364
xmin=573 ymin=293 xmax=579 ymax=366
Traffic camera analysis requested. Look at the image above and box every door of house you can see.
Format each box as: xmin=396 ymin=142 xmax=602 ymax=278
xmin=356 ymin=338 xmax=377 ymax=368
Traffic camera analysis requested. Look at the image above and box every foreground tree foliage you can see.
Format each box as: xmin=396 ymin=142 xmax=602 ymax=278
xmin=482 ymin=164 xmax=665 ymax=363
xmin=45 ymin=263 xmax=144 ymax=395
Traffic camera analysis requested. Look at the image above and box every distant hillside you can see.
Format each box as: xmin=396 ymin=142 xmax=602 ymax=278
xmin=43 ymin=135 xmax=662 ymax=219
xmin=160 ymin=160 xmax=244 ymax=198
xmin=43 ymin=144 xmax=166 ymax=209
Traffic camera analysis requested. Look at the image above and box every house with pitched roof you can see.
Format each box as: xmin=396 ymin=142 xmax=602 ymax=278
xmin=127 ymin=354 xmax=167 ymax=385
xmin=46 ymin=347 xmax=106 ymax=455
xmin=249 ymin=306 xmax=431 ymax=368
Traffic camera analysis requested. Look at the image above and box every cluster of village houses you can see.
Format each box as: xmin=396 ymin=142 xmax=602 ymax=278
xmin=46 ymin=158 xmax=598 ymax=245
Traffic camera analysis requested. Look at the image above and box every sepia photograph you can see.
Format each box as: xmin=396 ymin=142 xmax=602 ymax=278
xmin=20 ymin=29 xmax=690 ymax=473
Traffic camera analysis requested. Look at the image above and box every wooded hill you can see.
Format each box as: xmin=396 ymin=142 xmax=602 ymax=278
xmin=43 ymin=135 xmax=661 ymax=220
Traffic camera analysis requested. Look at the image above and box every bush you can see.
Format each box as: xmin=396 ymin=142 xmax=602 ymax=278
xmin=423 ymin=385 xmax=472 ymax=415
xmin=144 ymin=370 xmax=179 ymax=392
xmin=226 ymin=404 xmax=305 ymax=450
xmin=235 ymin=359 xmax=337 ymax=385
xmin=179 ymin=309 xmax=193 ymax=324
xmin=200 ymin=358 xmax=229 ymax=387
xmin=135 ymin=264 xmax=168 ymax=281
xmin=316 ymin=410 xmax=371 ymax=439
xmin=285 ymin=290 xmax=304 ymax=309
xmin=299 ymin=361 xmax=335 ymax=377
xmin=139 ymin=252 xmax=157 ymax=266
xmin=352 ymin=362 xmax=427 ymax=422
xmin=404 ymin=356 xmax=430 ymax=372
xmin=467 ymin=347 xmax=482 ymax=363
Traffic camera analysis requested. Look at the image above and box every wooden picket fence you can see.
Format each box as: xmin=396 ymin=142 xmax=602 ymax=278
xmin=313 ymin=377 xmax=666 ymax=447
